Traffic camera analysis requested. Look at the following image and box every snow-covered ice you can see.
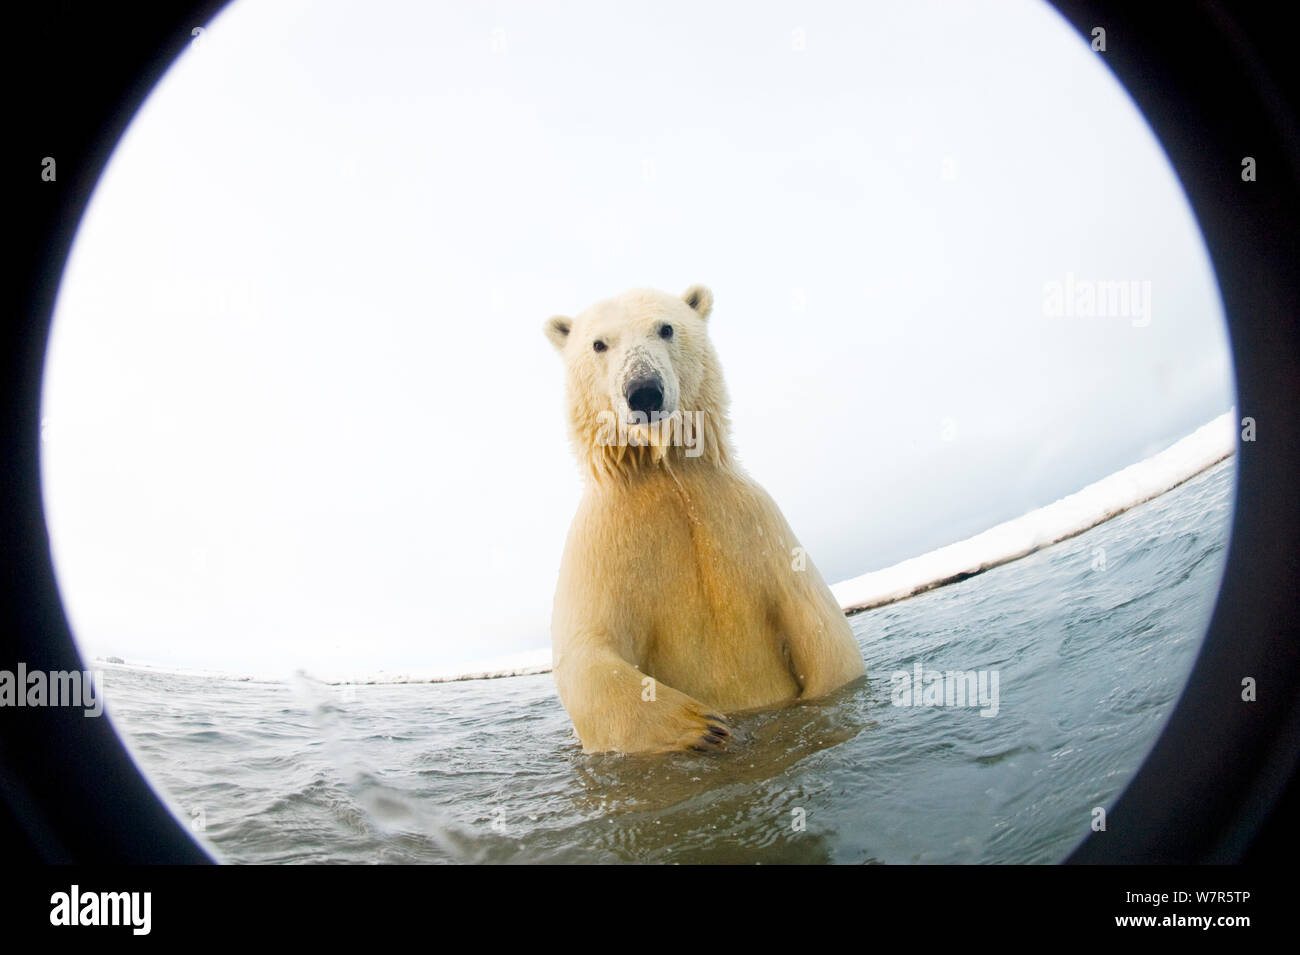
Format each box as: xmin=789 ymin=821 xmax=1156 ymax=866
xmin=830 ymin=411 xmax=1236 ymax=613
xmin=97 ymin=412 xmax=1235 ymax=684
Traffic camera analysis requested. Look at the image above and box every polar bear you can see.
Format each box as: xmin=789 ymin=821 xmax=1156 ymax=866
xmin=544 ymin=285 xmax=865 ymax=754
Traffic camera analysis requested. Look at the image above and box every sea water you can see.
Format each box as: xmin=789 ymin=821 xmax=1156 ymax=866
xmin=97 ymin=457 xmax=1235 ymax=863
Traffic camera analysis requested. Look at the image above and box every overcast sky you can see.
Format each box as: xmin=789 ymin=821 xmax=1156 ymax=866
xmin=41 ymin=0 xmax=1235 ymax=677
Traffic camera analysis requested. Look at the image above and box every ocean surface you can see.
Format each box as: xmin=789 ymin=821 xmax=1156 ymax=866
xmin=98 ymin=457 xmax=1235 ymax=864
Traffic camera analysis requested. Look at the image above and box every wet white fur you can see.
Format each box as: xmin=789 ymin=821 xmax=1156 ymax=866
xmin=544 ymin=285 xmax=865 ymax=753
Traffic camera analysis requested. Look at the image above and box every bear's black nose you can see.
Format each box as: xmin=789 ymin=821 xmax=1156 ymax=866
xmin=626 ymin=377 xmax=664 ymax=416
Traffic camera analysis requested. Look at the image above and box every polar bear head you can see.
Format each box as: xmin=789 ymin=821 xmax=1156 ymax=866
xmin=544 ymin=285 xmax=732 ymax=479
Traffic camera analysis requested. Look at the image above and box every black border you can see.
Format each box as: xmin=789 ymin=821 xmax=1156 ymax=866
xmin=1049 ymin=0 xmax=1300 ymax=865
xmin=4 ymin=0 xmax=1298 ymax=870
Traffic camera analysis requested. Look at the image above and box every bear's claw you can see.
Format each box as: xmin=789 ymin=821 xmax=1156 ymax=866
xmin=686 ymin=713 xmax=731 ymax=752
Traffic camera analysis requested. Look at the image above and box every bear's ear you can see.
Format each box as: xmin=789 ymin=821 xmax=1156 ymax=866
xmin=682 ymin=284 xmax=713 ymax=320
xmin=544 ymin=315 xmax=572 ymax=351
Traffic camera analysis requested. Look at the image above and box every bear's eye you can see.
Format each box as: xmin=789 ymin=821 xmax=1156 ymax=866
xmin=659 ymin=324 xmax=673 ymax=341
xmin=592 ymin=340 xmax=607 ymax=353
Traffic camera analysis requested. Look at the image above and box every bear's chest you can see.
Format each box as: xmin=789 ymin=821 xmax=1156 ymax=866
xmin=620 ymin=474 xmax=781 ymax=595
xmin=607 ymin=475 xmax=799 ymax=707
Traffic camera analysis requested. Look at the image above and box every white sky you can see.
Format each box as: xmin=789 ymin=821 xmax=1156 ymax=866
xmin=41 ymin=0 xmax=1235 ymax=676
